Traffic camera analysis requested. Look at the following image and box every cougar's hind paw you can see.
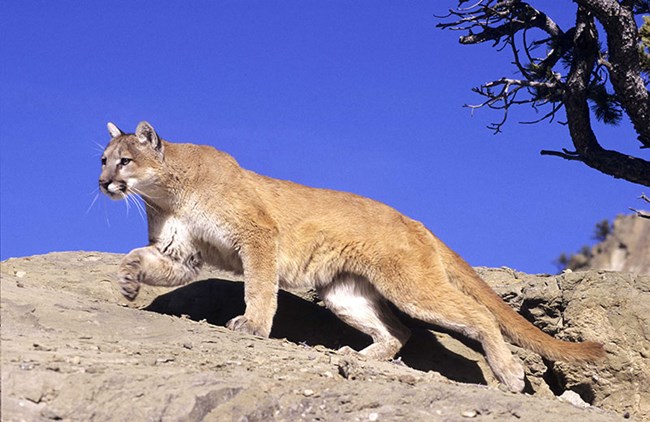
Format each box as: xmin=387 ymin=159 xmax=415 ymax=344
xmin=498 ymin=359 xmax=526 ymax=393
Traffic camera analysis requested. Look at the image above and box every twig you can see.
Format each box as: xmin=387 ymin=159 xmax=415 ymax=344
xmin=629 ymin=208 xmax=650 ymax=219
xmin=629 ymin=194 xmax=650 ymax=218
xmin=540 ymin=149 xmax=585 ymax=161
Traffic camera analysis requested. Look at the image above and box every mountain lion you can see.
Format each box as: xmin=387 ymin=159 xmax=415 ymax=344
xmin=99 ymin=121 xmax=605 ymax=392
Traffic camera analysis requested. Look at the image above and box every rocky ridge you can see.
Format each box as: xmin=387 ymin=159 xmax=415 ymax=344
xmin=2 ymin=252 xmax=648 ymax=420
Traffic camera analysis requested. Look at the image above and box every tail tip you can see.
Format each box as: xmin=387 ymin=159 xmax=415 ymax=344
xmin=547 ymin=340 xmax=607 ymax=362
xmin=571 ymin=341 xmax=606 ymax=362
xmin=584 ymin=341 xmax=607 ymax=361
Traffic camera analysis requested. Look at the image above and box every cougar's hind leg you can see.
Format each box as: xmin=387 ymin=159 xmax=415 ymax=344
xmin=399 ymin=279 xmax=525 ymax=392
xmin=318 ymin=275 xmax=411 ymax=360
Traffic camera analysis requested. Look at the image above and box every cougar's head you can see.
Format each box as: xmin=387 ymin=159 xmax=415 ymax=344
xmin=99 ymin=121 xmax=164 ymax=200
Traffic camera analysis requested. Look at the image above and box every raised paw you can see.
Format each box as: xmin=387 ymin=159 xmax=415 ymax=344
xmin=117 ymin=257 xmax=142 ymax=301
xmin=117 ymin=272 xmax=140 ymax=300
xmin=225 ymin=315 xmax=270 ymax=338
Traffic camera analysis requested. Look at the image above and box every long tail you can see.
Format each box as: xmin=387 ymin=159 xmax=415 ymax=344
xmin=437 ymin=238 xmax=605 ymax=362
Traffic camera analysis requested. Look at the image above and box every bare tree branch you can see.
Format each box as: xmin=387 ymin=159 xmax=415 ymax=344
xmin=437 ymin=0 xmax=650 ymax=187
xmin=575 ymin=0 xmax=650 ymax=148
xmin=629 ymin=208 xmax=650 ymax=218
xmin=540 ymin=149 xmax=584 ymax=161
xmin=632 ymin=192 xmax=650 ymax=217
xmin=561 ymin=7 xmax=650 ymax=185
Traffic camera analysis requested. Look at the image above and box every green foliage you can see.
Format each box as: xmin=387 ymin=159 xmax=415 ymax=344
xmin=554 ymin=219 xmax=611 ymax=273
xmin=593 ymin=219 xmax=612 ymax=241
xmin=588 ymin=84 xmax=623 ymax=126
xmin=554 ymin=252 xmax=571 ymax=272
xmin=640 ymin=16 xmax=650 ymax=74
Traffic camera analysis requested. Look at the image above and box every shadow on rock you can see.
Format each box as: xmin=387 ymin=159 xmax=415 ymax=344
xmin=145 ymin=278 xmax=487 ymax=386
xmin=398 ymin=327 xmax=487 ymax=386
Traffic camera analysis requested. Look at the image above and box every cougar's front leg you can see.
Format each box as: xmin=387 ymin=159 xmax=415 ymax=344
xmin=118 ymin=245 xmax=202 ymax=300
xmin=226 ymin=232 xmax=278 ymax=338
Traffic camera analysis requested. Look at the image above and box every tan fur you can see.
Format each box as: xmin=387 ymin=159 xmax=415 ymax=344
xmin=99 ymin=121 xmax=605 ymax=392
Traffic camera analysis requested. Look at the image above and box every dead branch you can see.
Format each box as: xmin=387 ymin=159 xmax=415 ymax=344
xmin=438 ymin=0 xmax=650 ymax=186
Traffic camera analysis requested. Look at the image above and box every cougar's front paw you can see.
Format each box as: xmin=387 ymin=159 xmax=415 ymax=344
xmin=117 ymin=256 xmax=142 ymax=301
xmin=225 ymin=315 xmax=270 ymax=338
xmin=117 ymin=270 xmax=141 ymax=300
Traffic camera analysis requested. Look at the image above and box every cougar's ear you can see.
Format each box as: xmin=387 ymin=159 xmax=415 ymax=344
xmin=135 ymin=121 xmax=163 ymax=153
xmin=107 ymin=122 xmax=124 ymax=138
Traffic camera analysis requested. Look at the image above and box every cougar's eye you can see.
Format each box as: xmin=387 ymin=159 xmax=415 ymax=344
xmin=101 ymin=157 xmax=107 ymax=166
xmin=120 ymin=157 xmax=132 ymax=166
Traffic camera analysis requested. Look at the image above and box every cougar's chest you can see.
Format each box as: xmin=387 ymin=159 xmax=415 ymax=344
xmin=190 ymin=210 xmax=244 ymax=275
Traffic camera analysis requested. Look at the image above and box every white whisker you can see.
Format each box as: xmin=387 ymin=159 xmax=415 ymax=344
xmin=130 ymin=186 xmax=162 ymax=201
xmin=102 ymin=198 xmax=111 ymax=228
xmin=93 ymin=141 xmax=107 ymax=152
xmin=122 ymin=193 xmax=131 ymax=216
xmin=143 ymin=199 xmax=158 ymax=215
xmin=129 ymin=187 xmax=160 ymax=216
xmin=120 ymin=193 xmax=146 ymax=222
xmin=85 ymin=192 xmax=100 ymax=215
xmin=91 ymin=142 xmax=107 ymax=158
xmin=131 ymin=195 xmax=147 ymax=222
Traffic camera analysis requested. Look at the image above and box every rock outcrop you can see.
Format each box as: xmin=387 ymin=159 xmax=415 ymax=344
xmin=477 ymin=267 xmax=649 ymax=419
xmin=568 ymin=213 xmax=650 ymax=275
xmin=2 ymin=252 xmax=648 ymax=420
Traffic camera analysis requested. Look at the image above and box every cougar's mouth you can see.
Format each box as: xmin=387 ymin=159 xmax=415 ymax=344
xmin=99 ymin=180 xmax=128 ymax=199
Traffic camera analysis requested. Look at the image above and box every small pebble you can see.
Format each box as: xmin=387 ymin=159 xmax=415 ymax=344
xmin=40 ymin=408 xmax=62 ymax=420
xmin=558 ymin=390 xmax=590 ymax=408
xmin=369 ymin=412 xmax=379 ymax=421
xmin=15 ymin=270 xmax=26 ymax=278
xmin=461 ymin=410 xmax=477 ymax=418
xmin=46 ymin=364 xmax=60 ymax=372
xmin=303 ymin=389 xmax=314 ymax=397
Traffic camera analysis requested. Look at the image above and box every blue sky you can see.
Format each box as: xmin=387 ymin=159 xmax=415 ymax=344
xmin=1 ymin=1 xmax=646 ymax=273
